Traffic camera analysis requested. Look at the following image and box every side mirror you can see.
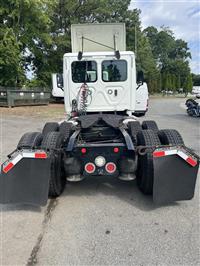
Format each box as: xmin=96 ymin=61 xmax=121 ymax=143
xmin=137 ymin=70 xmax=144 ymax=84
xmin=56 ymin=73 xmax=63 ymax=88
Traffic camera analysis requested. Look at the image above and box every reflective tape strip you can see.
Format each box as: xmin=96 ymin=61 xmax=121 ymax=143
xmin=2 ymin=151 xmax=47 ymax=174
xmin=11 ymin=154 xmax=23 ymax=165
xmin=22 ymin=152 xmax=35 ymax=158
xmin=153 ymin=151 xmax=165 ymax=157
xmin=177 ymin=151 xmax=197 ymax=167
xmin=153 ymin=150 xmax=177 ymax=157
xmin=23 ymin=152 xmax=47 ymax=159
xmin=3 ymin=162 xmax=14 ymax=173
xmin=153 ymin=149 xmax=198 ymax=167
xmin=3 ymin=154 xmax=23 ymax=173
xmin=177 ymin=150 xmax=188 ymax=161
xmin=165 ymin=150 xmax=177 ymax=156
xmin=35 ymin=152 xmax=47 ymax=159
xmin=186 ymin=157 xmax=197 ymax=167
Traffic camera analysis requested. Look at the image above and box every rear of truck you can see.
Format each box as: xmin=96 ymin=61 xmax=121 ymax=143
xmin=0 ymin=23 xmax=199 ymax=206
xmin=0 ymin=115 xmax=199 ymax=206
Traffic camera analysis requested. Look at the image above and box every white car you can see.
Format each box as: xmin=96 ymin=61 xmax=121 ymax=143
xmin=192 ymin=86 xmax=200 ymax=95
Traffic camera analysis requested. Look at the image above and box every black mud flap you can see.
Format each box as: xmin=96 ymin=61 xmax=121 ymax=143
xmin=153 ymin=147 xmax=199 ymax=204
xmin=0 ymin=150 xmax=51 ymax=206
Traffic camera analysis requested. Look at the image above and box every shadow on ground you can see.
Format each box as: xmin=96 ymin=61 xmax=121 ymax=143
xmin=61 ymin=176 xmax=179 ymax=212
xmin=0 ymin=176 xmax=179 ymax=213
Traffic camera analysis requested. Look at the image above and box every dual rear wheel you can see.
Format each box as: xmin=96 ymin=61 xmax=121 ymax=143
xmin=17 ymin=122 xmax=73 ymax=198
xmin=136 ymin=128 xmax=184 ymax=194
xmin=17 ymin=120 xmax=184 ymax=198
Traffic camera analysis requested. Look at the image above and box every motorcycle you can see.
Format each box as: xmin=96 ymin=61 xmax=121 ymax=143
xmin=185 ymin=98 xmax=200 ymax=117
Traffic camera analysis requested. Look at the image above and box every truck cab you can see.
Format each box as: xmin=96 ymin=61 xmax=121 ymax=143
xmin=63 ymin=51 xmax=136 ymax=115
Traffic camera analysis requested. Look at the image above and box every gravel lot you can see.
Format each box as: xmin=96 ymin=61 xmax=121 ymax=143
xmin=0 ymin=98 xmax=199 ymax=266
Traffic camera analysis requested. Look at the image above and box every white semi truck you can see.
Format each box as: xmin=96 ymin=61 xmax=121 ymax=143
xmin=0 ymin=23 xmax=199 ymax=206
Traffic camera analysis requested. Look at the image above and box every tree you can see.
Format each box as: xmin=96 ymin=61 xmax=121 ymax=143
xmin=0 ymin=0 xmax=51 ymax=87
xmin=192 ymin=74 xmax=200 ymax=86
xmin=171 ymin=74 xmax=176 ymax=93
xmin=176 ymin=75 xmax=181 ymax=90
xmin=0 ymin=0 xmax=193 ymax=92
xmin=183 ymin=74 xmax=193 ymax=97
xmin=144 ymin=25 xmax=192 ymax=95
xmin=0 ymin=28 xmax=24 ymax=86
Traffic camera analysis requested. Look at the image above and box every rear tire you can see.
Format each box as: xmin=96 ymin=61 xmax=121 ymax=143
xmin=42 ymin=122 xmax=59 ymax=136
xmin=142 ymin=120 xmax=158 ymax=131
xmin=59 ymin=121 xmax=73 ymax=142
xmin=17 ymin=132 xmax=43 ymax=149
xmin=158 ymin=129 xmax=184 ymax=145
xmin=137 ymin=130 xmax=161 ymax=194
xmin=128 ymin=121 xmax=142 ymax=144
xmin=41 ymin=132 xmax=65 ymax=198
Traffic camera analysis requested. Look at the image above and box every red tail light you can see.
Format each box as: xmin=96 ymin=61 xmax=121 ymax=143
xmin=113 ymin=147 xmax=119 ymax=153
xmin=81 ymin=148 xmax=87 ymax=154
xmin=105 ymin=162 xmax=116 ymax=173
xmin=85 ymin=163 xmax=95 ymax=173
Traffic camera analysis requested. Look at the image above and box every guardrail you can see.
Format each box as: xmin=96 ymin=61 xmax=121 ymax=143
xmin=0 ymin=89 xmax=50 ymax=107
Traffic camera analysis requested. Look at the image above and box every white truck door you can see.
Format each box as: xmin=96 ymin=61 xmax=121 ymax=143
xmin=89 ymin=56 xmax=133 ymax=112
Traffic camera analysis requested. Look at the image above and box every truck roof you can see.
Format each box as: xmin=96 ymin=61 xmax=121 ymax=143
xmin=64 ymin=51 xmax=134 ymax=58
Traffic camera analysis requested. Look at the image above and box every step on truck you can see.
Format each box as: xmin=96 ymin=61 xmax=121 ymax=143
xmin=0 ymin=23 xmax=199 ymax=206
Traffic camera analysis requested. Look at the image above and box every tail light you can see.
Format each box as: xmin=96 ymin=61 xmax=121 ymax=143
xmin=85 ymin=163 xmax=96 ymax=174
xmin=105 ymin=162 xmax=116 ymax=173
xmin=81 ymin=148 xmax=87 ymax=154
xmin=113 ymin=147 xmax=119 ymax=153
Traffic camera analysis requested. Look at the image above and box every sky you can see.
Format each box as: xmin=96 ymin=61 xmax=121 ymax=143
xmin=130 ymin=0 xmax=200 ymax=74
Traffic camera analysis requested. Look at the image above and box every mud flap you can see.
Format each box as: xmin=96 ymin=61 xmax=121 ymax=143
xmin=0 ymin=150 xmax=51 ymax=206
xmin=153 ymin=148 xmax=199 ymax=204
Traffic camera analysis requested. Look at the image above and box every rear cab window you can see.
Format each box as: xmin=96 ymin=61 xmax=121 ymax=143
xmin=102 ymin=60 xmax=127 ymax=82
xmin=71 ymin=61 xmax=97 ymax=83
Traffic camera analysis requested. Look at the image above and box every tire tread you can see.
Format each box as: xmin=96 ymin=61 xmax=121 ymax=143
xmin=17 ymin=132 xmax=43 ymax=149
xmin=137 ymin=130 xmax=161 ymax=194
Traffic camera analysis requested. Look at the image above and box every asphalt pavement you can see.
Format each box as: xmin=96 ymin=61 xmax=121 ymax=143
xmin=0 ymin=97 xmax=199 ymax=266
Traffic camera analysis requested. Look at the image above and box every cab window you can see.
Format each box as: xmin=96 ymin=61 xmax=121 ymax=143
xmin=71 ymin=61 xmax=97 ymax=83
xmin=102 ymin=60 xmax=127 ymax=82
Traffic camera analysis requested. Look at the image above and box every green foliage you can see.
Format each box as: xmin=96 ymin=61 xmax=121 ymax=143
xmin=144 ymin=26 xmax=192 ymax=93
xmin=0 ymin=27 xmax=25 ymax=86
xmin=183 ymin=74 xmax=193 ymax=96
xmin=0 ymin=0 xmax=194 ymax=94
xmin=0 ymin=0 xmax=51 ymax=87
xmin=192 ymin=73 xmax=200 ymax=86
xmin=176 ymin=75 xmax=181 ymax=89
